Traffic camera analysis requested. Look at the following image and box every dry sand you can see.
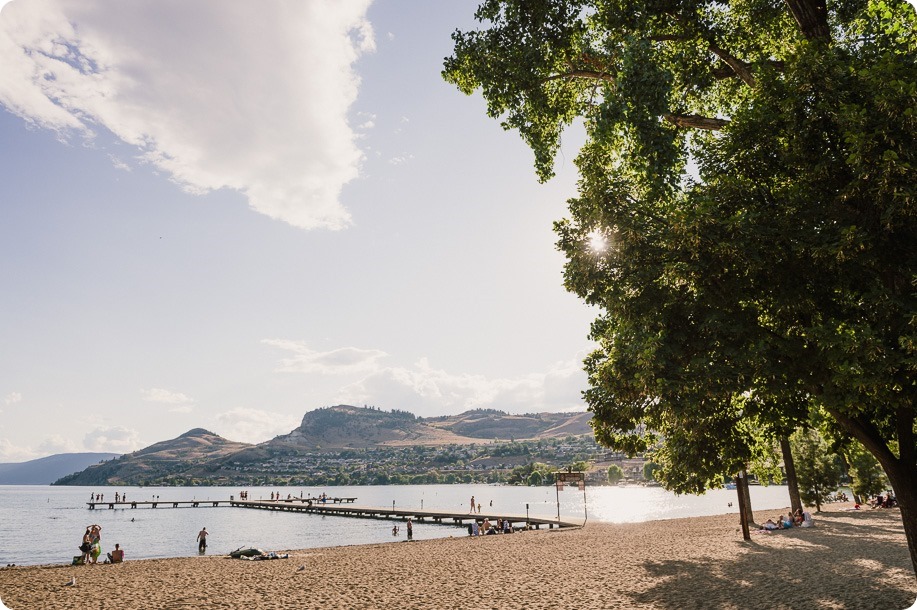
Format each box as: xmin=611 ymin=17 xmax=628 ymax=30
xmin=1 ymin=505 xmax=915 ymax=610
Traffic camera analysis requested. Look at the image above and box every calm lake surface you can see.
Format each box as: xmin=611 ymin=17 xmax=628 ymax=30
xmin=0 ymin=483 xmax=794 ymax=566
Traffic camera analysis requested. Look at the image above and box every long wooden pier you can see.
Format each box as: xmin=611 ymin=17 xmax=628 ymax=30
xmin=87 ymin=499 xmax=232 ymax=509
xmin=229 ymin=498 xmax=579 ymax=530
xmin=86 ymin=497 xmax=580 ymax=530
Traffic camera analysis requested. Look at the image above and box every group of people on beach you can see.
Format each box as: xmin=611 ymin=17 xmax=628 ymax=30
xmin=77 ymin=524 xmax=123 ymax=564
xmin=75 ymin=524 xmax=208 ymax=565
xmin=759 ymin=508 xmax=813 ymax=532
xmin=872 ymin=492 xmax=898 ymax=508
xmin=468 ymin=517 xmax=515 ymax=536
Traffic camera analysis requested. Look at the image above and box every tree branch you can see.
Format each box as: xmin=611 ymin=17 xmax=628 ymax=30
xmin=543 ymin=70 xmax=615 ymax=85
xmin=784 ymin=0 xmax=831 ymax=41
xmin=708 ymin=45 xmax=756 ymax=87
xmin=826 ymin=407 xmax=899 ymax=469
xmin=663 ymin=113 xmax=729 ymax=130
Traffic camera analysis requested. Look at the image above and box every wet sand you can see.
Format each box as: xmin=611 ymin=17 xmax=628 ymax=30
xmin=1 ymin=505 xmax=915 ymax=609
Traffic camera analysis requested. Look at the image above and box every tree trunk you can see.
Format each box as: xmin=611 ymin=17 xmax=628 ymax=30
xmin=827 ymin=407 xmax=917 ymax=580
xmin=780 ymin=437 xmax=803 ymax=514
xmin=741 ymin=471 xmax=755 ymax=525
xmin=735 ymin=473 xmax=750 ymax=541
xmin=882 ymin=461 xmax=917 ymax=581
xmin=783 ymin=0 xmax=830 ymax=40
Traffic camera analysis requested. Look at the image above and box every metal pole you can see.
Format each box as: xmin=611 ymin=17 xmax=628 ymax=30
xmin=556 ymin=480 xmax=561 ymax=523
xmin=582 ymin=477 xmax=588 ymax=526
xmin=526 ymin=503 xmax=529 ymax=528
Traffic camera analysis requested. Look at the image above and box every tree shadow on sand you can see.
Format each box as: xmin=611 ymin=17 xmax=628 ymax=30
xmin=627 ymin=510 xmax=917 ymax=610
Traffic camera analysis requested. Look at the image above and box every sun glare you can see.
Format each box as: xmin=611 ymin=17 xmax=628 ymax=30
xmin=587 ymin=230 xmax=607 ymax=253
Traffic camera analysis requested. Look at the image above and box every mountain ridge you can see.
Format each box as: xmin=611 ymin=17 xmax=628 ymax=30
xmin=0 ymin=452 xmax=121 ymax=485
xmin=54 ymin=405 xmax=596 ymax=486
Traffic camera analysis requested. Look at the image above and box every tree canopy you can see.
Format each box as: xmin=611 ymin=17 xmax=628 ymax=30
xmin=445 ymin=0 xmax=917 ymax=574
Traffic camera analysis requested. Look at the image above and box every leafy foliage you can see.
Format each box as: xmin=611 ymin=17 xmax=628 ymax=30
xmin=791 ymin=428 xmax=843 ymax=511
xmin=607 ymin=463 xmax=624 ymax=484
xmin=844 ymin=440 xmax=889 ymax=502
xmin=446 ymin=0 xmax=917 ymax=571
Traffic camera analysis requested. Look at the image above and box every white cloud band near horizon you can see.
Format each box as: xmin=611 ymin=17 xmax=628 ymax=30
xmin=264 ymin=340 xmax=589 ymax=416
xmin=0 ymin=0 xmax=374 ymax=229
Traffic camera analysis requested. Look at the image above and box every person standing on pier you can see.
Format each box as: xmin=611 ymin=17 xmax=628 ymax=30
xmin=470 ymin=495 xmax=475 ymax=514
xmin=197 ymin=527 xmax=208 ymax=552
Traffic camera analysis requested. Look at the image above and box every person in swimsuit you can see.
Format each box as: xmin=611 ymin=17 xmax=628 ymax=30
xmin=197 ymin=527 xmax=209 ymax=552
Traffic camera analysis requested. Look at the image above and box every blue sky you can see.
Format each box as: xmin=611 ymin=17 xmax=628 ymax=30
xmin=0 ymin=0 xmax=596 ymax=460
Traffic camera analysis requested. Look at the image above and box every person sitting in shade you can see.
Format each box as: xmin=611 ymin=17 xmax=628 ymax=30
xmin=107 ymin=544 xmax=124 ymax=564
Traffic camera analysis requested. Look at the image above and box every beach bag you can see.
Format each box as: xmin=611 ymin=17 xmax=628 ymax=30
xmin=79 ymin=542 xmax=91 ymax=553
xmin=72 ymin=555 xmax=84 ymax=565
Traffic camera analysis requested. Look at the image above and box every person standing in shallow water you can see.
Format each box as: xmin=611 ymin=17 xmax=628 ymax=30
xmin=197 ymin=527 xmax=208 ymax=552
xmin=406 ymin=519 xmax=413 ymax=541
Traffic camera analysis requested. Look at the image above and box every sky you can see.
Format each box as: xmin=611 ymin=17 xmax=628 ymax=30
xmin=0 ymin=0 xmax=598 ymax=461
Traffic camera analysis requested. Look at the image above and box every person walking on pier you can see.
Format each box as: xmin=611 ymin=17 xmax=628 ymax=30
xmin=197 ymin=527 xmax=208 ymax=552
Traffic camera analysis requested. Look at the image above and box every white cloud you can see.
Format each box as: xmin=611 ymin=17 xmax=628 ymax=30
xmin=0 ymin=438 xmax=38 ymax=462
xmin=264 ymin=338 xmax=588 ymax=415
xmin=0 ymin=0 xmax=375 ymax=230
xmin=141 ymin=387 xmax=193 ymax=405
xmin=388 ymin=154 xmax=414 ymax=165
xmin=83 ymin=425 xmax=141 ymax=452
xmin=37 ymin=434 xmax=81 ymax=454
xmin=3 ymin=392 xmax=21 ymax=405
xmin=263 ymin=340 xmax=389 ymax=375
xmin=336 ymin=356 xmax=587 ymax=416
xmin=213 ymin=407 xmax=299 ymax=444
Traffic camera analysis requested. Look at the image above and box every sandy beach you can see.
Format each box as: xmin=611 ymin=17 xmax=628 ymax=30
xmin=1 ymin=505 xmax=915 ymax=610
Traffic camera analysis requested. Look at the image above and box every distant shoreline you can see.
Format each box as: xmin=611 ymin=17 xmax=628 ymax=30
xmin=2 ymin=506 xmax=914 ymax=609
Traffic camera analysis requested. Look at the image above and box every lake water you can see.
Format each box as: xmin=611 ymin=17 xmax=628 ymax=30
xmin=0 ymin=483 xmax=794 ymax=566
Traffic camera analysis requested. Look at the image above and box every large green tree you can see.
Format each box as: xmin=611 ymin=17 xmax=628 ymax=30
xmin=445 ymin=0 xmax=917 ymax=574
xmin=791 ymin=428 xmax=843 ymax=511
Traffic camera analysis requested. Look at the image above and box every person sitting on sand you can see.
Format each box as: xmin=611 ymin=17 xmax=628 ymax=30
xmin=793 ymin=509 xmax=804 ymax=526
xmin=107 ymin=544 xmax=124 ymax=564
xmin=760 ymin=519 xmax=779 ymax=531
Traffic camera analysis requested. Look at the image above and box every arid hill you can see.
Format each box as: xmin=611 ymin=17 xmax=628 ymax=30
xmin=55 ymin=428 xmax=252 ymax=486
xmin=54 ymin=406 xmax=596 ymax=486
